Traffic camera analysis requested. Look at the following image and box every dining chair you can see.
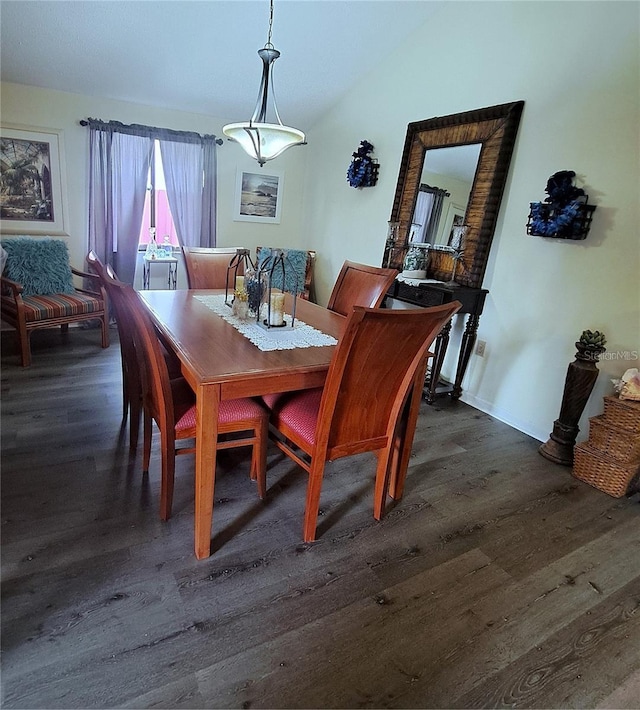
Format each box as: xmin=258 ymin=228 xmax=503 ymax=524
xmin=87 ymin=250 xmax=182 ymax=452
xmin=182 ymin=246 xmax=246 ymax=289
xmin=257 ymin=247 xmax=316 ymax=301
xmin=267 ymin=301 xmax=461 ymax=542
xmin=105 ymin=275 xmax=269 ymax=520
xmin=87 ymin=251 xmax=142 ymax=448
xmin=326 ymin=260 xmax=398 ymax=317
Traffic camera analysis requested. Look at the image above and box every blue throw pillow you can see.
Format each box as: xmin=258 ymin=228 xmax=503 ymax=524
xmin=257 ymin=247 xmax=308 ymax=294
xmin=1 ymin=237 xmax=75 ymax=296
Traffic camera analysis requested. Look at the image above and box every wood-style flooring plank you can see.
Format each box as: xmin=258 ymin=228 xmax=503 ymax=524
xmin=194 ymin=548 xmax=512 ymax=709
xmin=452 ymin=577 xmax=640 ymax=708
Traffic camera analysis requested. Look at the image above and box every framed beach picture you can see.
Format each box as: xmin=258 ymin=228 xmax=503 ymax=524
xmin=0 ymin=124 xmax=69 ymax=236
xmin=233 ymin=169 xmax=283 ymax=224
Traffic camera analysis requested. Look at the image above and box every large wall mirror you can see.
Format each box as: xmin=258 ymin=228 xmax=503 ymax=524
xmin=385 ymin=101 xmax=524 ymax=288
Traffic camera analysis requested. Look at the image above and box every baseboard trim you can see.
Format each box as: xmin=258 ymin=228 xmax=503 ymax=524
xmin=460 ymin=392 xmax=547 ymax=443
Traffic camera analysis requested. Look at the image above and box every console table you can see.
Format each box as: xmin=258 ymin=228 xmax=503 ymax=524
xmin=385 ymin=279 xmax=488 ymax=404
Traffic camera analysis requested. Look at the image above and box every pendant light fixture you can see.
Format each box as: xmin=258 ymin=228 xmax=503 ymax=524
xmin=223 ymin=0 xmax=306 ymax=167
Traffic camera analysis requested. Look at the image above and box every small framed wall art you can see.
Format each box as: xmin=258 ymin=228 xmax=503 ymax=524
xmin=233 ymin=169 xmax=284 ymax=224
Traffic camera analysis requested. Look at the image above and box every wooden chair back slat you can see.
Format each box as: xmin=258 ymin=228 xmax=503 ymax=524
xmin=87 ymin=251 xmax=144 ymax=449
xmin=327 ymin=261 xmax=398 ymax=317
xmin=318 ymin=303 xmax=461 ymax=458
xmin=103 ymin=275 xmax=177 ymax=439
xmin=182 ymin=246 xmax=244 ymax=289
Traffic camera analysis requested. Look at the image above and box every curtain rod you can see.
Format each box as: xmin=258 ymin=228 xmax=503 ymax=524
xmin=80 ymin=118 xmax=223 ymax=145
xmin=419 ymin=183 xmax=451 ymax=197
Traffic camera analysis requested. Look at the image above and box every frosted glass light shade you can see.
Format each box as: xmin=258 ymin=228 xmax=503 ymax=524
xmin=223 ymin=122 xmax=305 ymax=166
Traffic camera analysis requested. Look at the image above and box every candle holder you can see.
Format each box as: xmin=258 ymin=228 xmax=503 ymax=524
xmin=446 ymin=249 xmax=465 ymax=284
xmin=225 ymin=248 xmax=255 ymax=307
xmin=409 ymin=221 xmax=423 ymax=243
xmin=446 ymin=225 xmax=468 ymax=284
xmin=231 ymin=289 xmax=250 ymax=320
xmin=256 ymin=248 xmax=297 ymax=329
xmin=384 ymin=221 xmax=400 ymax=268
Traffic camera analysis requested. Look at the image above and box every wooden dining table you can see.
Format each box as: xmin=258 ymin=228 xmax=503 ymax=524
xmin=139 ymin=289 xmax=346 ymax=559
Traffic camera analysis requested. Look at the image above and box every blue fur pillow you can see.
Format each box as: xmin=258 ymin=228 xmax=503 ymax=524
xmin=257 ymin=247 xmax=308 ymax=294
xmin=1 ymin=237 xmax=75 ymax=296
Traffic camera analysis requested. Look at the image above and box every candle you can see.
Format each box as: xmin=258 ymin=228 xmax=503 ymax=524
xmin=269 ymin=293 xmax=285 ymax=326
xmin=235 ymin=275 xmax=245 ymax=293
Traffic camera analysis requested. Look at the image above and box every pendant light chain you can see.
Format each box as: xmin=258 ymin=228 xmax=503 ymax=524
xmin=266 ymin=0 xmax=274 ymax=49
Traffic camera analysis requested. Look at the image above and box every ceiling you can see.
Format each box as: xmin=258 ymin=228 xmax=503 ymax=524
xmin=1 ymin=1 xmax=442 ymax=131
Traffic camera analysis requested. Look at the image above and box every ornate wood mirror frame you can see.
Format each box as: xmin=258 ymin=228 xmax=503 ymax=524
xmin=385 ymin=101 xmax=524 ymax=288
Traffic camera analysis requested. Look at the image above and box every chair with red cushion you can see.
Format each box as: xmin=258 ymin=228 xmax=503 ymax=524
xmin=87 ymin=250 xmax=181 ymax=452
xmin=268 ymin=301 xmax=461 ymax=542
xmin=87 ymin=251 xmax=143 ymax=450
xmin=326 ymin=261 xmax=398 ymax=317
xmin=182 ymin=246 xmax=246 ymax=289
xmin=105 ymin=273 xmax=269 ymax=520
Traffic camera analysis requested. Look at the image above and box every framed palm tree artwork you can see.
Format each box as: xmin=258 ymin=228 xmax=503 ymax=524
xmin=0 ymin=124 xmax=69 ymax=235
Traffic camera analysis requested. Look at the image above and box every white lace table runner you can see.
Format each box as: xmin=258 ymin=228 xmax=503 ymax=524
xmin=194 ymin=294 xmax=338 ymax=352
xmin=396 ymin=275 xmax=447 ymax=286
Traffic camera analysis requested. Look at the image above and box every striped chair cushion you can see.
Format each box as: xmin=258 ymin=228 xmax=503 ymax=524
xmin=1 ymin=292 xmax=103 ymax=322
xmin=271 ymin=387 xmax=323 ymax=446
xmin=175 ymin=397 xmax=266 ymax=433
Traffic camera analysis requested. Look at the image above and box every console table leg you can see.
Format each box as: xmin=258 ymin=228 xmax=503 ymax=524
xmin=425 ymin=320 xmax=451 ymax=404
xmin=452 ymin=314 xmax=480 ymax=399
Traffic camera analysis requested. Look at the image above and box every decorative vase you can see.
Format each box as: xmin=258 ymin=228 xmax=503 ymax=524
xmin=145 ymin=228 xmax=158 ymax=260
xmin=539 ymin=340 xmax=606 ymax=466
xmin=402 ymin=244 xmax=429 ymax=279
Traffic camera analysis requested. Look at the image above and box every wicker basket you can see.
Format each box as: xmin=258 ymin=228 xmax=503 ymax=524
xmin=588 ymin=415 xmax=640 ymax=463
xmin=602 ymin=395 xmax=640 ymax=432
xmin=573 ymin=442 xmax=640 ymax=498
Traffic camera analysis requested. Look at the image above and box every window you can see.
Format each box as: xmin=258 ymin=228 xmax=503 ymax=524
xmin=138 ymin=141 xmax=179 ymax=250
xmin=87 ymin=118 xmax=218 ymax=286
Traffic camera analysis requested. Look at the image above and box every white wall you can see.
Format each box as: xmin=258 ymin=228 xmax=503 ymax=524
xmin=2 ymin=1 xmax=638 ymax=445
xmin=301 ymin=0 xmax=639 ymax=442
xmin=0 ymin=82 xmax=309 ymax=273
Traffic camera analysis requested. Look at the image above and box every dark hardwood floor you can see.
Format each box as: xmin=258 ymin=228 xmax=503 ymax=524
xmin=2 ymin=325 xmax=639 ymax=710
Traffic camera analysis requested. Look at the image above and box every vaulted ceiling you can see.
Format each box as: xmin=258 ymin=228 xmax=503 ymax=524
xmin=1 ymin=1 xmax=441 ymax=130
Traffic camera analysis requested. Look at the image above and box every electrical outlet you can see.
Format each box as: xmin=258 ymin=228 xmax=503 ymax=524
xmin=476 ymin=340 xmax=486 ymax=357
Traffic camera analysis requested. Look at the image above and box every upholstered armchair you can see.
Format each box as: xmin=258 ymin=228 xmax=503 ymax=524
xmin=1 ymin=237 xmax=109 ymax=366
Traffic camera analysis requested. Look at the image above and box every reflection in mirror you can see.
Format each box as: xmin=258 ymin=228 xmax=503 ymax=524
xmin=410 ymin=144 xmax=482 ymax=248
xmin=386 ymin=101 xmax=524 ymax=287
